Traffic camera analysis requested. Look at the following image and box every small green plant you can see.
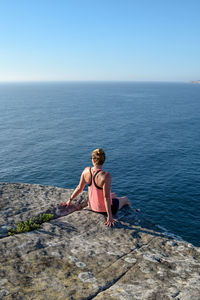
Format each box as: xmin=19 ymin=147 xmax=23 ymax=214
xmin=38 ymin=213 xmax=54 ymax=224
xmin=8 ymin=213 xmax=54 ymax=236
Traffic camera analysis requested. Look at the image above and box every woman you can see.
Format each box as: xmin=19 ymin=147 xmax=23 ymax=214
xmin=60 ymin=148 xmax=130 ymax=227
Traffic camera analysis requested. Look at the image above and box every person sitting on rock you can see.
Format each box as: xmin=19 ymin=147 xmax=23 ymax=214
xmin=60 ymin=148 xmax=130 ymax=227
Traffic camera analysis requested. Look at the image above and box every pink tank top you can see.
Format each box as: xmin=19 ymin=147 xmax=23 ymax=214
xmin=88 ymin=168 xmax=112 ymax=212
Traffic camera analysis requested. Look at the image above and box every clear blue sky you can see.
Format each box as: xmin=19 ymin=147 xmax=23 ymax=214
xmin=0 ymin=0 xmax=199 ymax=82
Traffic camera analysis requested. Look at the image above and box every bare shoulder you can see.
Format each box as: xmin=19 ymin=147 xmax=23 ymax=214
xmin=82 ymin=167 xmax=91 ymax=177
xmin=100 ymin=171 xmax=111 ymax=183
xmin=83 ymin=166 xmax=91 ymax=173
xmin=82 ymin=167 xmax=91 ymax=183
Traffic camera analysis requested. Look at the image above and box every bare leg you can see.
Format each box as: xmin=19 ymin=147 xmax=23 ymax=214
xmin=117 ymin=196 xmax=131 ymax=210
xmin=111 ymin=192 xmax=117 ymax=198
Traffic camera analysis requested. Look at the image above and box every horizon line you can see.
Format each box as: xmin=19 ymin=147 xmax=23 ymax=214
xmin=0 ymin=79 xmax=190 ymax=84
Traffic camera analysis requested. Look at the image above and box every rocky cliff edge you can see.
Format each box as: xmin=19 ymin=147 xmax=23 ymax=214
xmin=0 ymin=183 xmax=200 ymax=300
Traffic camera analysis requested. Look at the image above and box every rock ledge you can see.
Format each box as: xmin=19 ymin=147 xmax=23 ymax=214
xmin=0 ymin=183 xmax=200 ymax=300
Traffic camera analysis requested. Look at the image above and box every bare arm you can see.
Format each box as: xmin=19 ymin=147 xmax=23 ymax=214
xmin=60 ymin=170 xmax=86 ymax=207
xmin=103 ymin=173 xmax=116 ymax=227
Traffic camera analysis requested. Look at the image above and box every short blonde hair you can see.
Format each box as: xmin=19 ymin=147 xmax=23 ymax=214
xmin=91 ymin=148 xmax=106 ymax=165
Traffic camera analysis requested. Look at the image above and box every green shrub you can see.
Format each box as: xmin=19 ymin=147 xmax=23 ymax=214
xmin=8 ymin=213 xmax=54 ymax=236
xmin=38 ymin=213 xmax=54 ymax=224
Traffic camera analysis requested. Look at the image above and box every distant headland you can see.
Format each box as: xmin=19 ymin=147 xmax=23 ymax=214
xmin=191 ymin=80 xmax=200 ymax=84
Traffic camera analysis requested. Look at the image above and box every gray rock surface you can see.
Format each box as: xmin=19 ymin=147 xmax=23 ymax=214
xmin=0 ymin=183 xmax=200 ymax=299
xmin=0 ymin=183 xmax=88 ymax=238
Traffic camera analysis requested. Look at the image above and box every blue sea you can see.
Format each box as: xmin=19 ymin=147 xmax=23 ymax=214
xmin=0 ymin=82 xmax=199 ymax=246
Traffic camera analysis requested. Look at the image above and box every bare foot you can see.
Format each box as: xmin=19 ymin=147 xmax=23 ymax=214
xmin=118 ymin=196 xmax=131 ymax=210
xmin=123 ymin=196 xmax=131 ymax=206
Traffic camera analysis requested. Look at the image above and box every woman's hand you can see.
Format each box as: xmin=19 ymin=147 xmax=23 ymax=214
xmin=60 ymin=200 xmax=72 ymax=207
xmin=105 ymin=217 xmax=117 ymax=227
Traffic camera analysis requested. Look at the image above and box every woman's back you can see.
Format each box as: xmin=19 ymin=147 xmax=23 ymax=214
xmin=83 ymin=167 xmax=108 ymax=188
xmin=86 ymin=167 xmax=112 ymax=212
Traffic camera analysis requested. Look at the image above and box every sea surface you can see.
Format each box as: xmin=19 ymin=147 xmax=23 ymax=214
xmin=0 ymin=82 xmax=199 ymax=246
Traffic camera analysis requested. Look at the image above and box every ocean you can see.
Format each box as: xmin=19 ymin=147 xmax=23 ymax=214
xmin=0 ymin=82 xmax=199 ymax=246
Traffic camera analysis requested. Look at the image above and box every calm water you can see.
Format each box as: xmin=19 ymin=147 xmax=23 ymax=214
xmin=0 ymin=82 xmax=199 ymax=246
